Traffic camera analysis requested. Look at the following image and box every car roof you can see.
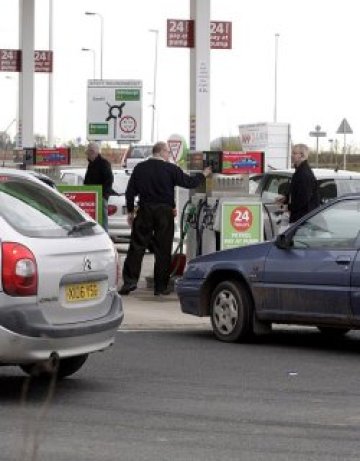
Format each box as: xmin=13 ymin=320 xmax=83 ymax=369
xmin=60 ymin=168 xmax=129 ymax=177
xmin=265 ymin=168 xmax=360 ymax=179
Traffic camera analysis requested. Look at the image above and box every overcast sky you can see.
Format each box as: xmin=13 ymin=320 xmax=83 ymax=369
xmin=1 ymin=0 xmax=360 ymax=151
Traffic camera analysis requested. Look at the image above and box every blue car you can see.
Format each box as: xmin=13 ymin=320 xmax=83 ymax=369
xmin=176 ymin=194 xmax=360 ymax=342
xmin=232 ymin=158 xmax=258 ymax=168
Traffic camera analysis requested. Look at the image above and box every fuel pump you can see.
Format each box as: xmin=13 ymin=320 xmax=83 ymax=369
xmin=184 ymin=150 xmax=265 ymax=259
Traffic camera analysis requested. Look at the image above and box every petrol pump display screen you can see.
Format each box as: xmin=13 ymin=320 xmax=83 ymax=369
xmin=203 ymin=151 xmax=223 ymax=173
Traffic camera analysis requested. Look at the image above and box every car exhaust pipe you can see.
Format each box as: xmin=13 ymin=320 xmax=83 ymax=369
xmin=29 ymin=352 xmax=60 ymax=377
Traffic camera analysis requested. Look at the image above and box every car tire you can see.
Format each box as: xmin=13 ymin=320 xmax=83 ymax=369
xmin=317 ymin=326 xmax=350 ymax=337
xmin=19 ymin=354 xmax=89 ymax=379
xmin=210 ymin=280 xmax=253 ymax=342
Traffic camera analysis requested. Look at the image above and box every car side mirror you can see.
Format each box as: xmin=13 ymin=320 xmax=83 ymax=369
xmin=275 ymin=233 xmax=293 ymax=250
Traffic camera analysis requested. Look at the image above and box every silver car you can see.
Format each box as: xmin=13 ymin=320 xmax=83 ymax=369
xmin=0 ymin=169 xmax=123 ymax=378
xmin=255 ymin=168 xmax=360 ymax=238
xmin=60 ymin=168 xmax=132 ymax=243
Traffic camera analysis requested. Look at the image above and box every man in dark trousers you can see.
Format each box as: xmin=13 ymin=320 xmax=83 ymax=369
xmin=84 ymin=142 xmax=114 ymax=232
xmin=119 ymin=141 xmax=212 ymax=296
xmin=278 ymin=143 xmax=320 ymax=223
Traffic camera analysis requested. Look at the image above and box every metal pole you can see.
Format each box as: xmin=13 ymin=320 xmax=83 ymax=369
xmin=85 ymin=12 xmax=104 ymax=79
xmin=47 ymin=0 xmax=53 ymax=147
xmin=149 ymin=29 xmax=159 ymax=144
xmin=99 ymin=14 xmax=104 ymax=80
xmin=273 ymin=33 xmax=279 ymax=122
xmin=82 ymin=48 xmax=96 ymax=79
xmin=316 ymin=136 xmax=319 ymax=167
xmin=344 ymin=133 xmax=347 ymax=170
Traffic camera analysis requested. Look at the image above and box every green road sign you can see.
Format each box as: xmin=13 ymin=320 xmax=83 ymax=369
xmin=89 ymin=123 xmax=109 ymax=135
xmin=115 ymin=89 xmax=140 ymax=101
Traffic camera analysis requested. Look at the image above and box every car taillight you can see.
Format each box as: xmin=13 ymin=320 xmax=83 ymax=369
xmin=2 ymin=243 xmax=38 ymax=296
xmin=108 ymin=204 xmax=117 ymax=216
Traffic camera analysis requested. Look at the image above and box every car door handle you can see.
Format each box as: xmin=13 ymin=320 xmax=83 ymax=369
xmin=336 ymin=256 xmax=352 ymax=265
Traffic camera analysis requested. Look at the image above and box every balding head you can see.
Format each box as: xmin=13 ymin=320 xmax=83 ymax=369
xmin=152 ymin=141 xmax=170 ymax=161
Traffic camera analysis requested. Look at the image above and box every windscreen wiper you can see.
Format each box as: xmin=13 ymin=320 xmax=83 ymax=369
xmin=67 ymin=221 xmax=96 ymax=235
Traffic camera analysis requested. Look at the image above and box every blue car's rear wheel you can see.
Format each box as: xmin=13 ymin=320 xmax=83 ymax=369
xmin=210 ymin=280 xmax=253 ymax=342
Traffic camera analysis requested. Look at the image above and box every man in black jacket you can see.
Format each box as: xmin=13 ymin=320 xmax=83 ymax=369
xmin=84 ymin=142 xmax=114 ymax=232
xmin=278 ymin=143 xmax=320 ymax=223
xmin=119 ymin=141 xmax=212 ymax=296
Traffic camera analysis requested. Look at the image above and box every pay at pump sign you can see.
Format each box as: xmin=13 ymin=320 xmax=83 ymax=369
xmin=221 ymin=202 xmax=263 ymax=250
xmin=87 ymin=79 xmax=142 ymax=142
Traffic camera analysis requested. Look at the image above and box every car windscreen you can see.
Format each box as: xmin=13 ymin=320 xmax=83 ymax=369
xmin=130 ymin=147 xmax=152 ymax=159
xmin=0 ymin=175 xmax=102 ymax=238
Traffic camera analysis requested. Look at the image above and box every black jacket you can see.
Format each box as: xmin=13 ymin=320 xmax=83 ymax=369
xmin=125 ymin=158 xmax=205 ymax=212
xmin=84 ymin=154 xmax=114 ymax=200
xmin=288 ymin=160 xmax=320 ymax=223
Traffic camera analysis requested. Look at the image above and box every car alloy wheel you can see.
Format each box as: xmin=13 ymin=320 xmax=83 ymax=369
xmin=210 ymin=280 xmax=253 ymax=342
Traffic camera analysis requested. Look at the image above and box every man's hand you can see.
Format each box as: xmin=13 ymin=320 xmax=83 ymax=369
xmin=127 ymin=212 xmax=135 ymax=226
xmin=275 ymin=195 xmax=287 ymax=204
xmin=203 ymin=166 xmax=212 ymax=177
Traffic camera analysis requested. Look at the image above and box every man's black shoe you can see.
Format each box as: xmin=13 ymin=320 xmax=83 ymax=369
xmin=154 ymin=288 xmax=172 ymax=296
xmin=119 ymin=284 xmax=137 ymax=295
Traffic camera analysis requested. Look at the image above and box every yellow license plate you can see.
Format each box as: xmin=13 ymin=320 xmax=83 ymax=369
xmin=65 ymin=282 xmax=100 ymax=303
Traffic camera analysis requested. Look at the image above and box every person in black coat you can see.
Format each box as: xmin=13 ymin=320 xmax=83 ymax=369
xmin=119 ymin=141 xmax=212 ymax=296
xmin=84 ymin=142 xmax=114 ymax=232
xmin=278 ymin=143 xmax=320 ymax=223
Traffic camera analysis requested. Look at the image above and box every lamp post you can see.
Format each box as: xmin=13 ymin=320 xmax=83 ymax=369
xmin=328 ymin=138 xmax=334 ymax=168
xmin=149 ymin=29 xmax=159 ymax=144
xmin=81 ymin=48 xmax=96 ymax=79
xmin=85 ymin=11 xmax=104 ymax=79
xmin=273 ymin=33 xmax=280 ymax=122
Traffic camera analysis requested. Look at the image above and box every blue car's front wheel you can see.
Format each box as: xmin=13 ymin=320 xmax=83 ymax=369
xmin=210 ymin=280 xmax=253 ymax=342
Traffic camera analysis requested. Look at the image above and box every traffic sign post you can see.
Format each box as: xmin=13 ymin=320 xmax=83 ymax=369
xmin=87 ymin=80 xmax=142 ymax=142
xmin=336 ymin=118 xmax=353 ymax=170
xmin=309 ymin=124 xmax=326 ymax=167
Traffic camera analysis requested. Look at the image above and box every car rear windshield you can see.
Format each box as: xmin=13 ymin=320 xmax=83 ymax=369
xmin=113 ymin=173 xmax=130 ymax=194
xmin=0 ymin=175 xmax=102 ymax=238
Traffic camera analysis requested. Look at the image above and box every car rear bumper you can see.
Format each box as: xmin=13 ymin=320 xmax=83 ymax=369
xmin=0 ymin=292 xmax=123 ymax=363
xmin=0 ymin=292 xmax=123 ymax=338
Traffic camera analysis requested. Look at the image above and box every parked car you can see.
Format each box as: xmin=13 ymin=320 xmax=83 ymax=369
xmin=0 ymin=168 xmax=123 ymax=377
xmin=124 ymin=144 xmax=152 ymax=170
xmin=253 ymin=168 xmax=360 ymax=238
xmin=60 ymin=168 xmax=132 ymax=243
xmin=26 ymin=169 xmax=57 ymax=188
xmin=176 ymin=193 xmax=360 ymax=342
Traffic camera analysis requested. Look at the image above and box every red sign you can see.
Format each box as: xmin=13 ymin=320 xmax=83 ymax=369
xmin=63 ymin=191 xmax=97 ymax=221
xmin=167 ymin=20 xmax=232 ymax=49
xmin=167 ymin=20 xmax=195 ymax=48
xmin=0 ymin=49 xmax=53 ymax=72
xmin=34 ymin=50 xmax=53 ymax=72
xmin=35 ymin=147 xmax=71 ymax=166
xmin=222 ymin=151 xmax=264 ymax=175
xmin=231 ymin=206 xmax=253 ymax=232
xmin=210 ymin=22 xmax=232 ymax=49
xmin=0 ymin=49 xmax=21 ymax=72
